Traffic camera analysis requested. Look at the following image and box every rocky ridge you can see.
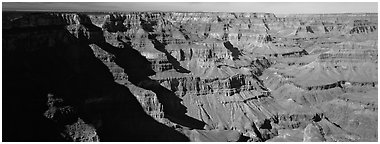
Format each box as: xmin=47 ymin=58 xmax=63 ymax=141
xmin=2 ymin=11 xmax=377 ymax=142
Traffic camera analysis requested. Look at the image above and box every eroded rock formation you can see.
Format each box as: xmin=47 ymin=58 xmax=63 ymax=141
xmin=2 ymin=11 xmax=377 ymax=142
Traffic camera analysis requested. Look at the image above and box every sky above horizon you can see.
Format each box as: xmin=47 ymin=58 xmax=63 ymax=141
xmin=2 ymin=2 xmax=378 ymax=14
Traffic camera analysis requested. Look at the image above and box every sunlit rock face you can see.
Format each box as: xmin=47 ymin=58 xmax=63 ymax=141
xmin=3 ymin=11 xmax=377 ymax=142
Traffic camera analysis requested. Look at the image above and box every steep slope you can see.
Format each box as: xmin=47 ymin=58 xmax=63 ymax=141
xmin=2 ymin=11 xmax=377 ymax=142
xmin=2 ymin=12 xmax=190 ymax=142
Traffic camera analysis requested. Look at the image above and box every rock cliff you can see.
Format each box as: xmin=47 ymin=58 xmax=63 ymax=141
xmin=2 ymin=11 xmax=377 ymax=142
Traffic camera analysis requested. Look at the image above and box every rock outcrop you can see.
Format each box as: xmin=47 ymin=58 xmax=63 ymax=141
xmin=2 ymin=11 xmax=377 ymax=142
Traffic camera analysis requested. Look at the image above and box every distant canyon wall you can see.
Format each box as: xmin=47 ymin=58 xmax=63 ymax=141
xmin=2 ymin=11 xmax=377 ymax=142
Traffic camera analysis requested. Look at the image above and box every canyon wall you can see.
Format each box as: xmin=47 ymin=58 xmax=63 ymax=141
xmin=2 ymin=11 xmax=377 ymax=142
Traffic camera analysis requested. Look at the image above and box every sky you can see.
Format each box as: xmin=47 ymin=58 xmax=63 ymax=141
xmin=2 ymin=2 xmax=378 ymax=14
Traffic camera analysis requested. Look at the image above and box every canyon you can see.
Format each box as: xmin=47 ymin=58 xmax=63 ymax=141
xmin=2 ymin=11 xmax=378 ymax=142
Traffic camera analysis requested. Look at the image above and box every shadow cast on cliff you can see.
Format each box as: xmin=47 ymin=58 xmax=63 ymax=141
xmin=91 ymin=16 xmax=206 ymax=130
xmin=2 ymin=12 xmax=190 ymax=142
xmin=95 ymin=37 xmax=206 ymax=130
xmin=223 ymin=41 xmax=242 ymax=60
xmin=141 ymin=18 xmax=191 ymax=73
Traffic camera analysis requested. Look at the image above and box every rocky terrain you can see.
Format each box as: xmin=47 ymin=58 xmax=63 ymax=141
xmin=2 ymin=11 xmax=377 ymax=142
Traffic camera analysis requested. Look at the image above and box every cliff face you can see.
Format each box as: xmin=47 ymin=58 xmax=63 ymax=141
xmin=2 ymin=11 xmax=377 ymax=142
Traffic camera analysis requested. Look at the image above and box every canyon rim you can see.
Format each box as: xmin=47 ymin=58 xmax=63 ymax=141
xmin=1 ymin=2 xmax=378 ymax=142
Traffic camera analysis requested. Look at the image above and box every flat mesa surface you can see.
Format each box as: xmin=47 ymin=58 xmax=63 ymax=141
xmin=2 ymin=11 xmax=378 ymax=142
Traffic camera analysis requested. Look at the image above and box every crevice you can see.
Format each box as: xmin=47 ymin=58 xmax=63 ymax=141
xmin=223 ymin=41 xmax=242 ymax=60
xmin=3 ymin=12 xmax=191 ymax=142
xmin=140 ymin=18 xmax=191 ymax=73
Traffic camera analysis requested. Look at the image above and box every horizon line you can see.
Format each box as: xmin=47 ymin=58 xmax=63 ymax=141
xmin=2 ymin=9 xmax=378 ymax=15
xmin=3 ymin=2 xmax=377 ymax=15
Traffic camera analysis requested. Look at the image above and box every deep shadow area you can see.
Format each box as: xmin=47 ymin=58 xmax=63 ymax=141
xmin=141 ymin=18 xmax=191 ymax=73
xmin=149 ymin=35 xmax=192 ymax=73
xmin=223 ymin=41 xmax=242 ymax=60
xmin=95 ymin=36 xmax=206 ymax=130
xmin=77 ymin=13 xmax=204 ymax=129
xmin=260 ymin=119 xmax=273 ymax=129
xmin=312 ymin=113 xmax=322 ymax=122
xmin=2 ymin=12 xmax=190 ymax=142
xmin=281 ymin=49 xmax=309 ymax=57
xmin=102 ymin=14 xmax=128 ymax=32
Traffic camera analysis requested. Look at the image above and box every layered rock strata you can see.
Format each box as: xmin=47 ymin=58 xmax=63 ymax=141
xmin=3 ymin=11 xmax=377 ymax=142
